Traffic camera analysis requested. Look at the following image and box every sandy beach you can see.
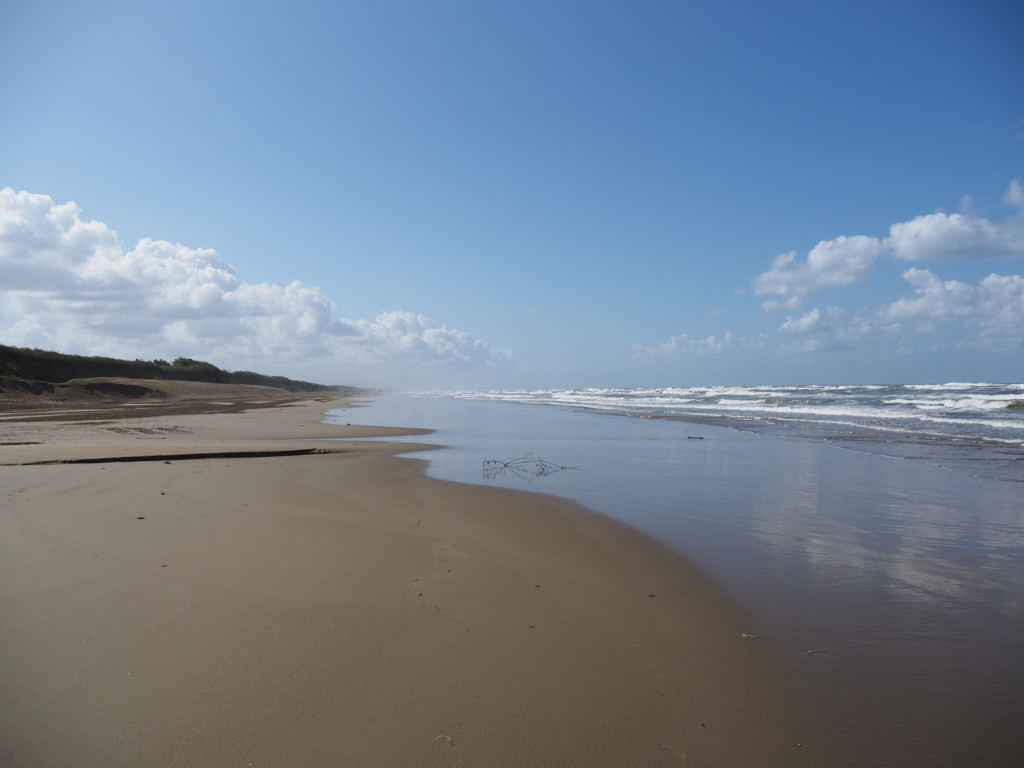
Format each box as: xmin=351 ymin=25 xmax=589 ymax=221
xmin=1 ymin=384 xmax=844 ymax=767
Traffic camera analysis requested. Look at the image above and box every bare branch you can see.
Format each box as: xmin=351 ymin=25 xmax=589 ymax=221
xmin=482 ymin=452 xmax=579 ymax=481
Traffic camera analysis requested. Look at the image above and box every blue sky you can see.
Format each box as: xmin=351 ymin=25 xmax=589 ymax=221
xmin=2 ymin=1 xmax=1022 ymax=388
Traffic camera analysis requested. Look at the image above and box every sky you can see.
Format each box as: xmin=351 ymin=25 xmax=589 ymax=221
xmin=1 ymin=0 xmax=1023 ymax=388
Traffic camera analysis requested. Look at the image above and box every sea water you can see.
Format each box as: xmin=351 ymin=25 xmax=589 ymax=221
xmin=325 ymin=388 xmax=1024 ymax=767
xmin=451 ymin=383 xmax=1024 ymax=482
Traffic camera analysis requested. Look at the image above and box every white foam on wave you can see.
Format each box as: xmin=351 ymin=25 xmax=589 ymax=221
xmin=904 ymin=382 xmax=1000 ymax=390
xmin=437 ymin=383 xmax=1024 ymax=448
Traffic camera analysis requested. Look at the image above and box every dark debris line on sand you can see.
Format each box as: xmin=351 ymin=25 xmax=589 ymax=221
xmin=13 ymin=448 xmax=347 ymax=466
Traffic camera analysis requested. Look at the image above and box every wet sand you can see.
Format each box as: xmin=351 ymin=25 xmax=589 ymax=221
xmin=1 ymin=385 xmax=844 ymax=766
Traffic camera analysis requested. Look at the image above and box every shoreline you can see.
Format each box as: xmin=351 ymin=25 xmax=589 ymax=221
xmin=0 ymin=391 xmax=843 ymax=766
xmin=329 ymin=393 xmax=1024 ymax=767
xmin=430 ymin=385 xmax=1024 ymax=485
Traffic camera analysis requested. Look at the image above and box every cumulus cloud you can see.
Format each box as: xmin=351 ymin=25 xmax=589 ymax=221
xmin=632 ymin=330 xmax=767 ymax=362
xmin=778 ymin=269 xmax=1024 ymax=347
xmin=753 ymin=180 xmax=1024 ymax=309
xmin=886 ymin=189 xmax=1024 ymax=261
xmin=778 ymin=306 xmax=825 ymax=333
xmin=753 ymin=236 xmax=884 ymax=310
xmin=880 ymin=269 xmax=1024 ymax=336
xmin=0 ymin=189 xmax=511 ymax=369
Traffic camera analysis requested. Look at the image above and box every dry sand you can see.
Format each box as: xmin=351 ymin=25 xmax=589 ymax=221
xmin=1 ymin=384 xmax=848 ymax=767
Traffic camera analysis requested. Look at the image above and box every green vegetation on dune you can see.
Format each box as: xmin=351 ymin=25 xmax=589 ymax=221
xmin=0 ymin=344 xmax=343 ymax=393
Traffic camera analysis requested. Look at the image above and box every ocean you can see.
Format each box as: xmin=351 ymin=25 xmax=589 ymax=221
xmin=326 ymin=385 xmax=1024 ymax=767
xmin=450 ymin=383 xmax=1024 ymax=482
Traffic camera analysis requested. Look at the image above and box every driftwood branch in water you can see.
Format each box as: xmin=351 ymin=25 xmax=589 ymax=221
xmin=482 ymin=453 xmax=579 ymax=481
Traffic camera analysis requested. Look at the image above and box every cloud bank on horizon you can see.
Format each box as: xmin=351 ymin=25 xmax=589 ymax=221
xmin=0 ymin=189 xmax=511 ymax=375
xmin=638 ymin=180 xmax=1024 ymax=362
xmin=4 ymin=183 xmax=1023 ymax=381
xmin=8 ymin=183 xmax=1024 ymax=382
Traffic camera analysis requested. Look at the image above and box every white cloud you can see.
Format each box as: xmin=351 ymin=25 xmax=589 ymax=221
xmin=632 ymin=330 xmax=767 ymax=362
xmin=886 ymin=207 xmax=1024 ymax=261
xmin=1005 ymin=178 xmax=1024 ymax=209
xmin=777 ymin=306 xmax=824 ymax=333
xmin=778 ymin=269 xmax=1024 ymax=347
xmin=324 ymin=311 xmax=512 ymax=364
xmin=880 ymin=269 xmax=1024 ymax=336
xmin=753 ymin=180 xmax=1024 ymax=309
xmin=753 ymin=236 xmax=884 ymax=310
xmin=0 ymin=189 xmax=511 ymax=371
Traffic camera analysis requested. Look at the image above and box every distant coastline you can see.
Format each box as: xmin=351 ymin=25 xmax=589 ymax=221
xmin=0 ymin=344 xmax=358 ymax=408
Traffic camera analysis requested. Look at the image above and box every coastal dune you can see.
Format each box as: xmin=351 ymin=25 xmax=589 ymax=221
xmin=1 ymin=393 xmax=842 ymax=766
